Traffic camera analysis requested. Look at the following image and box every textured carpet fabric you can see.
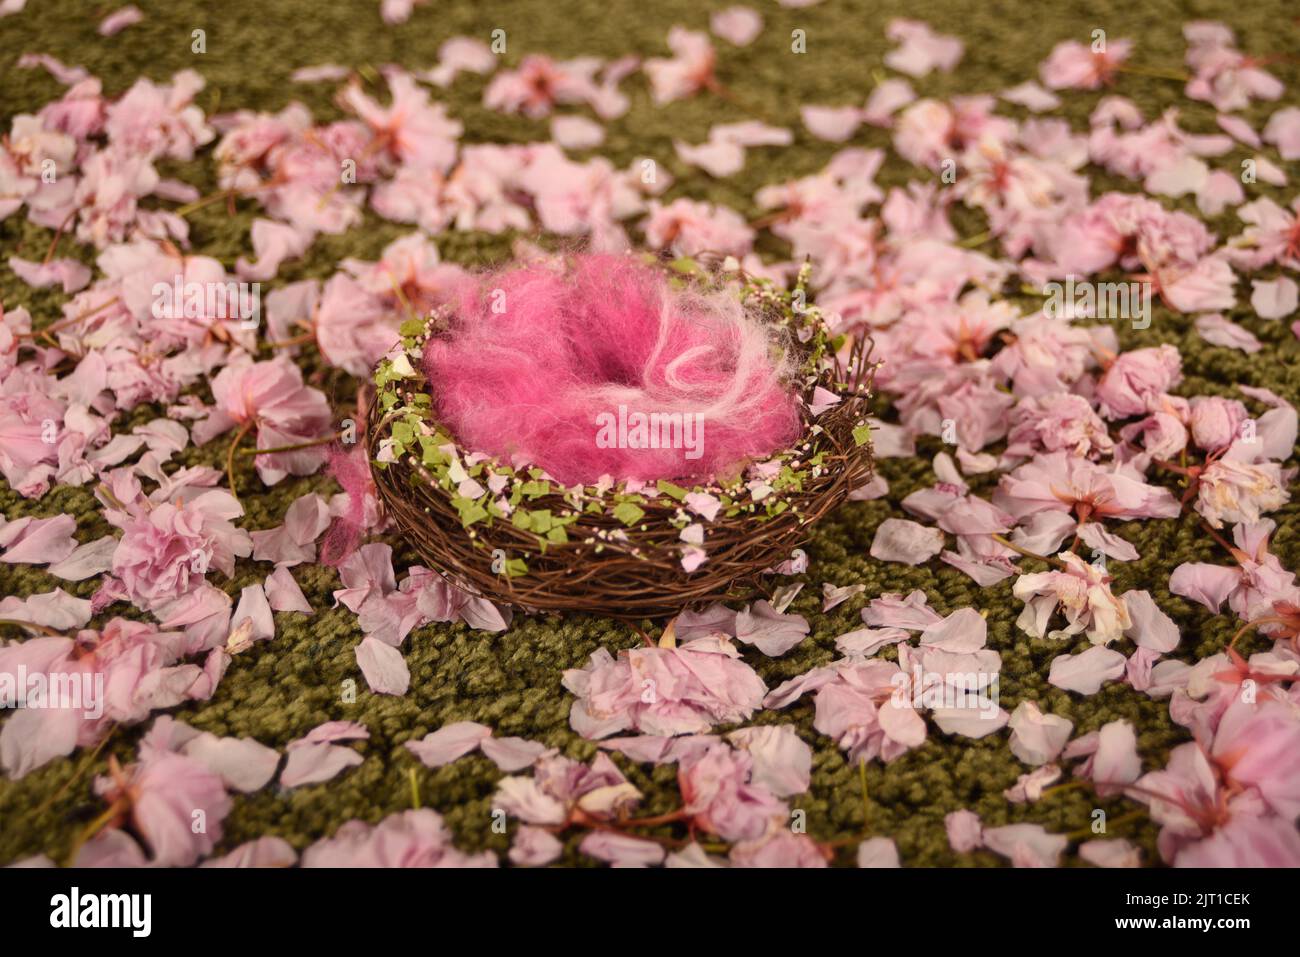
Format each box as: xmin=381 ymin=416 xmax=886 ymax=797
xmin=1 ymin=0 xmax=1298 ymax=867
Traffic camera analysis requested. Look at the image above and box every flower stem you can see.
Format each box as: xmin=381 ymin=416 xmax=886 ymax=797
xmin=1115 ymin=64 xmax=1190 ymax=83
xmin=990 ymin=534 xmax=1066 ymax=570
xmin=239 ymin=432 xmax=342 ymax=456
xmin=174 ymin=188 xmax=241 ymax=217
xmin=1197 ymin=519 xmax=1240 ymax=558
xmin=95 ymin=482 xmax=130 ymax=513
xmin=225 ymin=420 xmax=254 ymax=507
xmin=42 ymin=209 xmax=77 ymax=264
xmin=613 ymin=808 xmax=688 ymax=828
xmin=266 ymin=330 xmax=317 ymax=349
xmin=35 ymin=727 xmax=116 ymax=816
xmin=408 ymin=767 xmax=421 ymax=810
xmin=1040 ymin=779 xmax=1088 ymax=799
xmin=1229 ymin=616 xmax=1287 ymax=651
xmin=65 ymin=796 xmax=129 ymax=866
xmin=17 ymin=297 xmax=121 ymax=342
xmin=0 ymin=619 xmax=63 ymax=636
xmin=858 ymin=758 xmax=871 ymax=833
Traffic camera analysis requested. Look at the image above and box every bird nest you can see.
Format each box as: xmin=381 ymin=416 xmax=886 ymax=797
xmin=366 ymin=258 xmax=875 ymax=620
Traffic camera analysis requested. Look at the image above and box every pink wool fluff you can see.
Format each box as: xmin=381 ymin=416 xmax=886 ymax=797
xmin=321 ymin=445 xmax=371 ymax=566
xmin=422 ymin=254 xmax=802 ymax=486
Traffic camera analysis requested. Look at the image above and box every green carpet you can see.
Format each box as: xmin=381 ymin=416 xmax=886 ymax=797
xmin=1 ymin=0 xmax=1298 ymax=866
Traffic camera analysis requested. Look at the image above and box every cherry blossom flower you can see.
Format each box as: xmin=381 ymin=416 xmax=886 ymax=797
xmin=1005 ymin=393 xmax=1114 ymax=460
xmin=1094 ymin=345 xmax=1183 ymax=419
xmin=1013 ymin=551 xmax=1132 ymax=645
xmin=192 ymin=355 xmax=332 ymax=484
xmin=1130 ymin=705 xmax=1300 ymax=867
xmin=884 ymin=19 xmax=963 ymax=78
xmin=71 ymin=146 xmax=161 ymax=247
xmin=643 ymin=28 xmax=717 ymax=104
xmin=90 ymin=741 xmax=232 ymax=867
xmin=103 ymin=70 xmax=213 ymax=162
xmin=316 ymin=233 xmax=464 ymax=375
xmin=995 ymin=452 xmax=1180 ymax=528
xmin=642 ymin=197 xmax=754 ymax=257
xmin=1188 ymin=396 xmax=1248 ymax=452
xmin=338 ymin=70 xmax=462 ymax=173
xmin=562 ymin=636 xmax=766 ymax=738
xmin=1040 ymin=39 xmax=1132 ymax=90
xmin=1169 ymin=520 xmax=1300 ymax=635
xmin=1228 ymin=196 xmax=1300 ymax=271
xmin=991 ymin=312 xmax=1113 ymax=397
xmin=108 ymin=489 xmax=252 ymax=611
xmin=302 ymin=809 xmax=496 ymax=867
xmin=765 ymin=656 xmax=929 ymax=763
xmin=495 ymin=753 xmax=641 ymax=827
xmin=333 ymin=545 xmax=510 ymax=642
xmin=1195 ymin=457 xmax=1290 ymax=528
xmin=1183 ymin=22 xmax=1282 ymax=112
xmin=0 ymin=618 xmax=215 ymax=778
xmin=678 ymin=744 xmax=788 ymax=842
xmin=483 ymin=54 xmax=603 ymax=119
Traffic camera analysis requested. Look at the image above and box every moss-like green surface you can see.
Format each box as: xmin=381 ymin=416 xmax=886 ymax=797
xmin=1 ymin=0 xmax=1298 ymax=866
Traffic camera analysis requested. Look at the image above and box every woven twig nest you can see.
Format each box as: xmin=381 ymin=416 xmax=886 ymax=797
xmin=367 ymin=257 xmax=875 ymax=620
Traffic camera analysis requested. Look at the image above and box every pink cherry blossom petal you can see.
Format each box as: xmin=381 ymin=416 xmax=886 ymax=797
xmin=355 ymin=635 xmax=410 ymax=696
xmin=405 ymin=721 xmax=493 ymax=766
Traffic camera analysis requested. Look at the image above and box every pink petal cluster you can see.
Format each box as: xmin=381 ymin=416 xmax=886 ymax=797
xmin=562 ymin=636 xmax=767 ymax=738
